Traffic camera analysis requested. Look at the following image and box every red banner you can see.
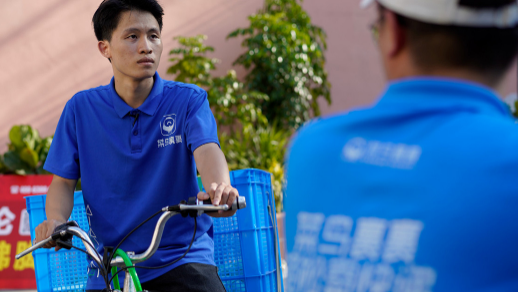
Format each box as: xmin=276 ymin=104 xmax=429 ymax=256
xmin=0 ymin=175 xmax=53 ymax=290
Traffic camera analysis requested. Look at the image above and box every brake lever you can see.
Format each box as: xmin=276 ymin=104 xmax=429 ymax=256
xmin=53 ymin=221 xmax=80 ymax=250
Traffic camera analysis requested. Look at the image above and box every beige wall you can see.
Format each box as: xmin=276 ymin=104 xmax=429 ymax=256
xmin=0 ymin=0 xmax=516 ymax=152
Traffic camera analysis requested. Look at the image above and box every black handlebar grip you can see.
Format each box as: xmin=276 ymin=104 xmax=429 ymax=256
xmin=51 ymin=221 xmax=79 ymax=249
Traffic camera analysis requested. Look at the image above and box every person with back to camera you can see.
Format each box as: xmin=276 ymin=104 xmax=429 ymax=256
xmin=285 ymin=0 xmax=518 ymax=291
xmin=33 ymin=0 xmax=237 ymax=291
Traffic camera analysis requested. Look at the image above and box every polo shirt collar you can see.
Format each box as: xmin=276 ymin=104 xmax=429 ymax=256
xmin=110 ymin=72 xmax=164 ymax=118
xmin=376 ymin=78 xmax=511 ymax=117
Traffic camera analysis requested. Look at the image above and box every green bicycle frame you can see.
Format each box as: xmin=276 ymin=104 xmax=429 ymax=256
xmin=110 ymin=248 xmax=143 ymax=291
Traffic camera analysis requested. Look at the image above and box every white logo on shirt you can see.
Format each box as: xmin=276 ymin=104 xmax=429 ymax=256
xmin=342 ymin=137 xmax=422 ymax=169
xmin=342 ymin=137 xmax=367 ymax=162
xmin=157 ymin=136 xmax=183 ymax=148
xmin=160 ymin=114 xmax=176 ymax=136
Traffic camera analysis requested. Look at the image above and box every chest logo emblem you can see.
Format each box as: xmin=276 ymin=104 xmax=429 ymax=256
xmin=160 ymin=114 xmax=176 ymax=136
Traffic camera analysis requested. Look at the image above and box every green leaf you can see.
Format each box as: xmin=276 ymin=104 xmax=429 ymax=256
xmin=36 ymin=136 xmax=53 ymax=162
xmin=19 ymin=147 xmax=39 ymax=168
xmin=0 ymin=156 xmax=8 ymax=174
xmin=36 ymin=165 xmax=51 ymax=175
xmin=3 ymin=126 xmax=51 ymax=174
xmin=9 ymin=125 xmax=40 ymax=150
xmin=8 ymin=125 xmax=25 ymax=148
xmin=4 ymin=151 xmax=34 ymax=175
xmin=75 ymin=179 xmax=82 ymax=191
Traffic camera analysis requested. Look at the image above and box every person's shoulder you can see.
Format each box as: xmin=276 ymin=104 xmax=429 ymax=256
xmin=295 ymin=116 xmax=338 ymax=138
xmin=78 ymin=83 xmax=111 ymax=96
xmin=162 ymin=80 xmax=206 ymax=97
xmin=427 ymin=111 xmax=518 ymax=177
xmin=289 ymin=111 xmax=360 ymax=152
xmin=294 ymin=109 xmax=370 ymax=141
xmin=68 ymin=84 xmax=111 ymax=104
xmin=470 ymin=114 xmax=518 ymax=150
xmin=484 ymin=115 xmax=518 ymax=131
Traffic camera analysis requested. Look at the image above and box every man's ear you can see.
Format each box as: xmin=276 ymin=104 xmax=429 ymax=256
xmin=98 ymin=40 xmax=111 ymax=61
xmin=384 ymin=10 xmax=406 ymax=58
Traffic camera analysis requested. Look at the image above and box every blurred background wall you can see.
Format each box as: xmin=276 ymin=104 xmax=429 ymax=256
xmin=0 ymin=0 xmax=516 ymax=152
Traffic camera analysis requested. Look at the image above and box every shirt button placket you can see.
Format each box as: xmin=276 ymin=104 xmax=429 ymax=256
xmin=130 ymin=110 xmax=142 ymax=153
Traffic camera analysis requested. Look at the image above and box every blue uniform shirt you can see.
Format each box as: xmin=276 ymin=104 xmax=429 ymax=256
xmin=44 ymin=73 xmax=219 ymax=290
xmin=285 ymin=78 xmax=518 ymax=292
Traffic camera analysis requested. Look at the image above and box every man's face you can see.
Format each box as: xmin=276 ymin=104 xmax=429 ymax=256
xmin=102 ymin=10 xmax=163 ymax=80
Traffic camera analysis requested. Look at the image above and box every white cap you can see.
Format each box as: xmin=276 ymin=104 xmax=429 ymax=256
xmin=360 ymin=0 xmax=518 ymax=28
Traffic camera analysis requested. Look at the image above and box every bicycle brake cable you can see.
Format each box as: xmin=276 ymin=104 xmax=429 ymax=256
xmin=107 ymin=217 xmax=197 ymax=287
xmin=61 ymin=234 xmax=110 ymax=289
xmin=104 ymin=209 xmax=163 ymax=284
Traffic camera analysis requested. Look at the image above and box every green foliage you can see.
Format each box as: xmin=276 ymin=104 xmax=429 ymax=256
xmin=169 ymin=35 xmax=269 ymax=132
xmin=168 ymin=35 xmax=292 ymax=211
xmin=1 ymin=125 xmax=53 ymax=175
xmin=207 ymin=70 xmax=270 ymax=132
xmin=514 ymin=100 xmax=518 ymax=118
xmin=228 ymin=0 xmax=331 ymax=130
xmin=167 ymin=2 xmax=331 ymax=211
xmin=0 ymin=125 xmax=82 ymax=190
xmin=220 ymin=124 xmax=290 ymax=211
xmin=167 ymin=35 xmax=217 ymax=87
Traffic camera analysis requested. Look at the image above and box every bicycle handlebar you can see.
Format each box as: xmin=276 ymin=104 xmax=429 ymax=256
xmin=16 ymin=237 xmax=53 ymax=259
xmin=16 ymin=196 xmax=246 ymax=268
xmin=203 ymin=196 xmax=247 ymax=211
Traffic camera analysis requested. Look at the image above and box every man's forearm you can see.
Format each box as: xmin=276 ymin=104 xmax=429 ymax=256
xmin=194 ymin=143 xmax=231 ymax=192
xmin=194 ymin=143 xmax=239 ymax=217
xmin=45 ymin=175 xmax=77 ymax=222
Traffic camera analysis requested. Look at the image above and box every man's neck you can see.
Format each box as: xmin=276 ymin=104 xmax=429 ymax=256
xmin=386 ymin=64 xmax=501 ymax=93
xmin=113 ymin=73 xmax=155 ymax=109
xmin=385 ymin=54 xmax=501 ymax=91
xmin=389 ymin=69 xmax=502 ymax=92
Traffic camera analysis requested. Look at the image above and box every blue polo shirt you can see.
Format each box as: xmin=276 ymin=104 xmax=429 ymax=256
xmin=285 ymin=78 xmax=518 ymax=292
xmin=44 ymin=73 xmax=219 ymax=290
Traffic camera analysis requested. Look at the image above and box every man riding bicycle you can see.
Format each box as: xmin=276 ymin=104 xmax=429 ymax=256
xmin=286 ymin=0 xmax=518 ymax=291
xmin=34 ymin=1 xmax=235 ymax=291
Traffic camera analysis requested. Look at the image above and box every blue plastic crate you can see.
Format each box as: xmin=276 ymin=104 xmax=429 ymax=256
xmin=26 ymin=169 xmax=283 ymax=292
xmin=26 ymin=192 xmax=90 ymax=292
xmin=212 ymin=169 xmax=284 ymax=292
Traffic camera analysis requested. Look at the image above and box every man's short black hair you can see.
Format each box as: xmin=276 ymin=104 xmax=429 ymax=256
xmin=382 ymin=0 xmax=518 ymax=85
xmin=92 ymin=0 xmax=164 ymax=42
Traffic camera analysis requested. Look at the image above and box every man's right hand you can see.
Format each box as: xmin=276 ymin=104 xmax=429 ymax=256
xmin=35 ymin=219 xmax=65 ymax=251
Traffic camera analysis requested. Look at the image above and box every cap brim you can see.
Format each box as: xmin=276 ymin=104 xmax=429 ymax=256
xmin=360 ymin=0 xmax=376 ymax=9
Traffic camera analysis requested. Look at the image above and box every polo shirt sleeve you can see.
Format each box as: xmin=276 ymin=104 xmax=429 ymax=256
xmin=43 ymin=99 xmax=80 ymax=180
xmin=185 ymin=89 xmax=220 ymax=153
